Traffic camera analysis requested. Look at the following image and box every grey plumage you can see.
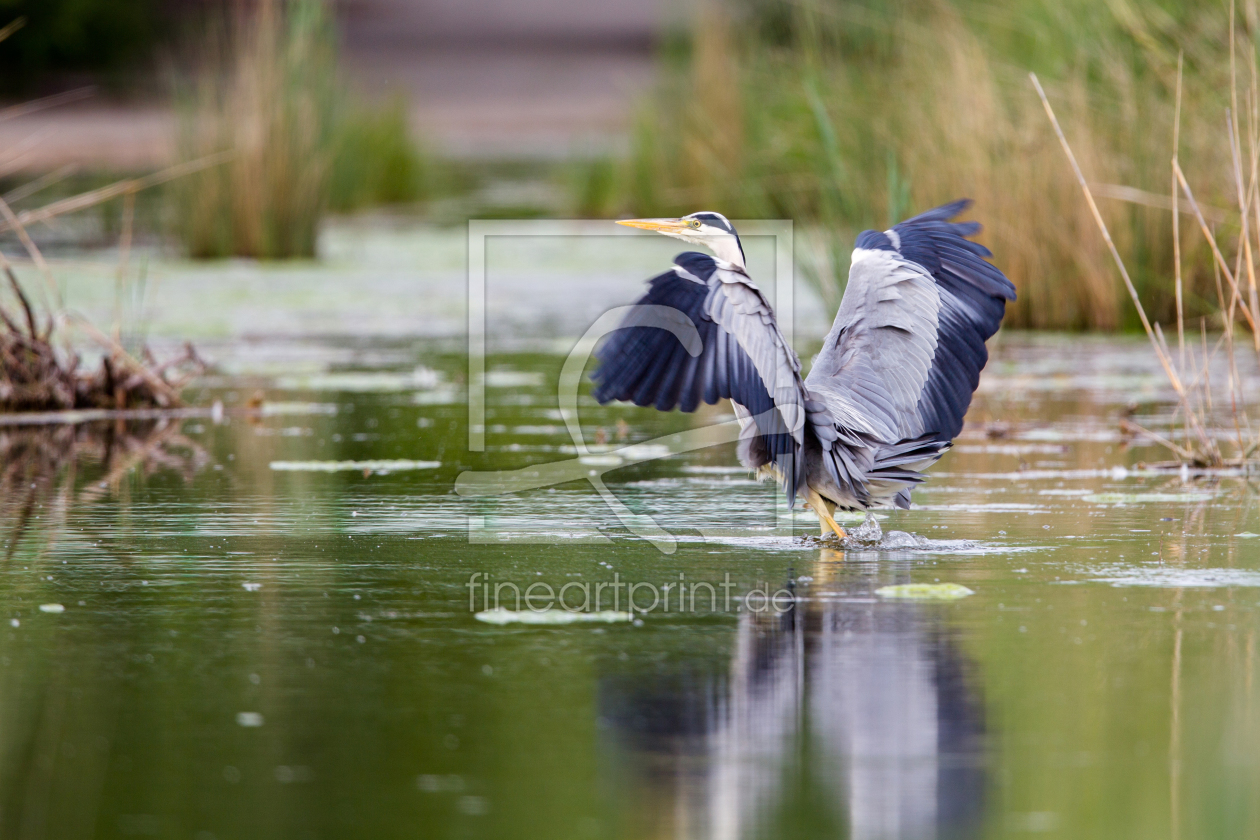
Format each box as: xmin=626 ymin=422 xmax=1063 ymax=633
xmin=593 ymin=202 xmax=1015 ymax=524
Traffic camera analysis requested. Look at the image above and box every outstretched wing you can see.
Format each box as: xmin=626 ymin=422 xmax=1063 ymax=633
xmin=891 ymin=199 xmax=1016 ymax=441
xmin=806 ymin=199 xmax=1016 ymax=446
xmin=591 ymin=251 xmax=806 ymax=502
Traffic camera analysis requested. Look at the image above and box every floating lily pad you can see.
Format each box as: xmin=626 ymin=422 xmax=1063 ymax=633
xmin=277 ymin=367 xmax=441 ymax=392
xmin=565 ymin=444 xmax=674 ymax=464
xmin=412 ymin=389 xmax=460 ymax=405
xmin=875 ymin=583 xmax=975 ymax=600
xmin=577 ymin=455 xmax=624 ymax=467
xmin=270 ymin=459 xmax=441 ymax=472
xmin=258 ymin=402 xmax=339 ymax=417
xmin=474 ymin=608 xmax=633 ymax=625
xmin=485 ymin=370 xmax=545 ymax=388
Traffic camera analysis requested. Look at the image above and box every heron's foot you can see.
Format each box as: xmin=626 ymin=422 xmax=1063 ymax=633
xmin=820 ymin=516 xmax=847 ymax=540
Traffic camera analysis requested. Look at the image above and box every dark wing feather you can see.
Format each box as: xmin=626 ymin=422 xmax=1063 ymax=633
xmin=592 ymin=253 xmax=806 ymax=503
xmin=807 ymin=200 xmax=1015 ymax=450
xmin=891 ymin=199 xmax=1017 ymax=442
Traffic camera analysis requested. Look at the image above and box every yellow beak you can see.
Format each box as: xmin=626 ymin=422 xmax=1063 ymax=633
xmin=615 ymin=217 xmax=692 ymax=234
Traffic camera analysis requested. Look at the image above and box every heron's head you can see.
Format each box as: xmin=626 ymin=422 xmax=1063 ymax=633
xmin=617 ymin=211 xmax=745 ymax=269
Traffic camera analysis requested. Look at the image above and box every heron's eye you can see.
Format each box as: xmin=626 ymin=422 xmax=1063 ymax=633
xmin=688 ymin=219 xmax=701 ymax=229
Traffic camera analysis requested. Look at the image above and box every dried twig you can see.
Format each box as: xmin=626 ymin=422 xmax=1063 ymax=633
xmin=1033 ymin=72 xmax=1226 ymax=466
xmin=0 ymin=152 xmax=232 ymax=236
xmin=62 ymin=314 xmax=180 ymax=407
xmin=0 ymin=194 xmax=60 ymax=306
xmin=2 ymin=164 xmax=77 ymax=205
xmin=1032 ymin=74 xmax=1185 ymax=391
xmin=0 ymin=17 xmax=26 ymax=45
xmin=0 ymin=246 xmax=37 ymax=339
xmin=113 ymin=188 xmax=136 ymax=341
xmin=1174 ymin=160 xmax=1260 ymax=336
xmin=0 ymin=86 xmax=92 ymax=124
xmin=1091 ymin=182 xmax=1228 ymax=223
xmin=0 ymin=108 xmax=213 ymax=418
xmin=1120 ymin=418 xmax=1196 ymax=463
xmin=1032 ymin=78 xmax=1199 ymax=384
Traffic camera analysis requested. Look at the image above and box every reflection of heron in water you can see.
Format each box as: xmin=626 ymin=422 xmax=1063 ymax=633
xmin=598 ymin=549 xmax=985 ymax=840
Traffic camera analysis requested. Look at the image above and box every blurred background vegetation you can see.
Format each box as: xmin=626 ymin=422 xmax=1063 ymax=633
xmin=0 ymin=0 xmax=158 ymax=91
xmin=608 ymin=0 xmax=1248 ymax=331
xmin=0 ymin=0 xmax=1256 ymax=331
xmin=170 ymin=0 xmax=428 ymax=258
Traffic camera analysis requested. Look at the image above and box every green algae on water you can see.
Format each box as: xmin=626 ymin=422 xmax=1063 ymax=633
xmin=270 ymin=459 xmax=441 ymax=472
xmin=875 ymin=583 xmax=975 ymax=600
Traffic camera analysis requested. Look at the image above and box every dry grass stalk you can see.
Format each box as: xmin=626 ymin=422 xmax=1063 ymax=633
xmin=0 ymin=159 xmax=211 ymax=416
xmin=0 ymin=193 xmax=59 ymax=306
xmin=1031 ymin=74 xmax=1186 ymax=394
xmin=0 ymin=86 xmax=93 ymax=125
xmin=1034 ymin=20 xmax=1260 ymax=470
xmin=0 ymin=13 xmax=214 ymax=417
xmin=688 ymin=1 xmax=744 ymax=208
xmin=628 ymin=1 xmax=1260 ymax=331
xmin=1173 ymin=51 xmax=1185 ymax=369
xmin=0 ymin=17 xmax=24 ymax=45
xmin=1174 ymin=160 xmax=1259 ymax=336
xmin=1 ymin=272 xmax=203 ymax=413
xmin=174 ymin=0 xmax=336 ymax=259
xmin=0 ymin=153 xmax=230 ymax=237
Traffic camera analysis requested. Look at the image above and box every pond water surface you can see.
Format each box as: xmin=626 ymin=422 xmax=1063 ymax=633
xmin=2 ymin=228 xmax=1260 ymax=839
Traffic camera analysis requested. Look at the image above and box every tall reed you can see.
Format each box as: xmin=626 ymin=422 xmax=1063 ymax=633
xmin=328 ymin=96 xmax=427 ymax=213
xmin=624 ymin=0 xmax=1245 ymax=331
xmin=1035 ymin=3 xmax=1260 ymax=468
xmin=173 ymin=0 xmax=338 ymax=259
xmin=173 ymin=0 xmax=427 ymax=258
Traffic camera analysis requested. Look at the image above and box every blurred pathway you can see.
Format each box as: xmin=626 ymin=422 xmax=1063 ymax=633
xmin=0 ymin=0 xmax=664 ymax=171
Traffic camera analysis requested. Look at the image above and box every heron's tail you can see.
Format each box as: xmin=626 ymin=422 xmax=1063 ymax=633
xmin=866 ymin=435 xmax=951 ymax=509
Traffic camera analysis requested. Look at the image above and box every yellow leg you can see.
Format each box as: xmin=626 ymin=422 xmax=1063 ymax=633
xmin=806 ymin=490 xmax=846 ymax=539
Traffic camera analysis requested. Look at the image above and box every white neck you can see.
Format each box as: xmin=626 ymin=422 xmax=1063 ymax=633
xmin=680 ymin=232 xmax=745 ymax=270
xmin=709 ymin=233 xmax=746 ymax=269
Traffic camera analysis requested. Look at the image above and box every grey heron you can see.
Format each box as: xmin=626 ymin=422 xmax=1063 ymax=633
xmin=592 ymin=201 xmax=1015 ymax=538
